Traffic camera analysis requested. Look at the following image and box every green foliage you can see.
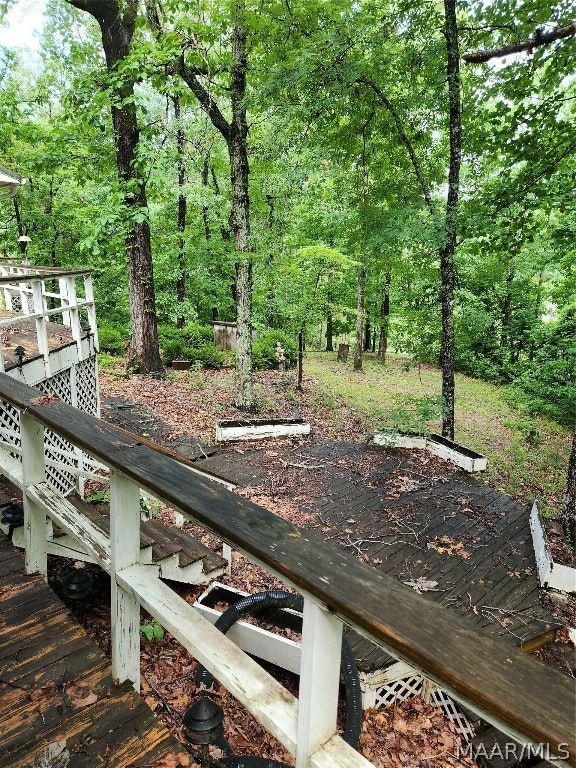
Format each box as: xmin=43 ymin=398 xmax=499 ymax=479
xmin=85 ymin=489 xmax=110 ymax=504
xmin=252 ymin=330 xmax=298 ymax=370
xmin=376 ymin=395 xmax=446 ymax=437
xmin=98 ymin=324 xmax=129 ymax=356
xmin=506 ymin=308 xmax=576 ymax=426
xmin=158 ymin=324 xmax=215 ymax=365
xmin=195 ymin=344 xmax=226 ymax=369
xmin=139 ymin=618 xmax=164 ymax=643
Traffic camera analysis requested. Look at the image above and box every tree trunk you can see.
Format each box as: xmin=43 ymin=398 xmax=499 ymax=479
xmin=297 ymin=328 xmax=304 ymax=389
xmin=364 ymin=315 xmax=371 ymax=351
xmin=378 ymin=270 xmax=391 ymax=362
xmin=439 ymin=0 xmax=462 ymax=439
xmin=228 ymin=4 xmax=254 ymax=410
xmin=353 ymin=266 xmax=365 ymax=371
xmin=325 ymin=311 xmax=334 ymax=352
xmin=177 ymin=0 xmax=254 ymax=409
xmin=560 ymin=427 xmax=576 ymax=547
xmin=173 ymin=95 xmax=187 ymax=328
xmin=70 ymin=0 xmax=162 ymax=373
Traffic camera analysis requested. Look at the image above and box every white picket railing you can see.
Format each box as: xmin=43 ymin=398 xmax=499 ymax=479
xmin=0 ymin=262 xmax=98 ymax=376
xmin=0 ymin=373 xmax=573 ymax=768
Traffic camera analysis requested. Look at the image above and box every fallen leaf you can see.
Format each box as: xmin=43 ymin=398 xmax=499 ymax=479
xmin=403 ymin=577 xmax=440 ymax=593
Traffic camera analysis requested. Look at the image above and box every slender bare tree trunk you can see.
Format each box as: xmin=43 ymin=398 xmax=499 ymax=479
xmin=173 ymin=95 xmax=187 ymax=328
xmin=325 ymin=310 xmax=334 ymax=352
xmin=378 ymin=270 xmax=391 ymax=362
xmin=560 ymin=427 xmax=576 ymax=546
xmin=353 ymin=266 xmax=365 ymax=371
xmin=177 ymin=0 xmax=254 ymax=409
xmin=228 ymin=2 xmax=254 ymax=410
xmin=439 ymin=0 xmax=462 ymax=439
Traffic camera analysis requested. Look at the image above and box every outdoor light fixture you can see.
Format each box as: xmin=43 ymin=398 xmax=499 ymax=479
xmin=183 ymin=694 xmax=224 ymax=767
xmin=18 ymin=235 xmax=31 ymax=250
xmin=62 ymin=569 xmax=93 ymax=601
xmin=14 ymin=345 xmax=26 ymax=368
xmin=81 ymin=322 xmax=91 ymax=336
xmin=0 ymin=501 xmax=24 ymax=536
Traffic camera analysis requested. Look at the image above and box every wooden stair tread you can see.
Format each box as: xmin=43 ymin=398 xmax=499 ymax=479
xmin=160 ymin=523 xmax=227 ymax=570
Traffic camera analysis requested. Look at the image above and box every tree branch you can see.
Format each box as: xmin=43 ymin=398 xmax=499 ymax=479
xmin=177 ymin=57 xmax=231 ymax=141
xmin=463 ymin=22 xmax=576 ymax=64
xmin=356 ymin=77 xmax=438 ymax=219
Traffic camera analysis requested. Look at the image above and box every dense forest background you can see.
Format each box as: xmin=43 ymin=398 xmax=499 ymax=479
xmin=0 ymin=2 xmax=574 ymax=438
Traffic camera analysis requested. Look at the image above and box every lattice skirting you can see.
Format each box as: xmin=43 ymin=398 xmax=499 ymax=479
xmin=0 ymin=357 xmax=101 ymax=496
xmin=360 ymin=661 xmax=476 ymax=741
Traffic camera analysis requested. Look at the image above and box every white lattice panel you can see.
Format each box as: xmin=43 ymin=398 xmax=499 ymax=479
xmin=0 ymin=399 xmax=21 ymax=456
xmin=39 ymin=370 xmax=73 ymax=403
xmin=76 ymin=358 xmax=99 ymax=415
xmin=428 ymin=688 xmax=475 ymax=740
xmin=360 ymin=663 xmax=475 ymax=741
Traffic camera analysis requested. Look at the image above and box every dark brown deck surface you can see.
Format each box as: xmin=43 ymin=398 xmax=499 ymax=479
xmin=0 ymin=308 xmax=80 ymax=370
xmin=0 ymin=535 xmax=190 ymax=768
xmin=200 ymin=438 xmax=562 ymax=671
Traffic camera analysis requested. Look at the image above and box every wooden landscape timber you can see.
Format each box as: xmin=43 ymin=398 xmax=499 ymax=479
xmin=530 ymin=502 xmax=576 ymax=594
xmin=0 ymin=371 xmax=573 ymax=767
xmin=216 ymin=417 xmax=311 ymax=442
xmin=371 ymin=430 xmax=488 ymax=471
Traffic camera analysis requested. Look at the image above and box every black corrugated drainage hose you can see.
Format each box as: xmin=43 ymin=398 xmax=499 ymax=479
xmin=195 ymin=589 xmax=363 ymax=767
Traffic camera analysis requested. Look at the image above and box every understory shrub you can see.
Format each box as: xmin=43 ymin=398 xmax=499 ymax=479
xmin=252 ymin=330 xmax=298 ymax=370
xmin=97 ymin=324 xmax=129 ymax=355
xmin=158 ymin=324 xmax=217 ymax=366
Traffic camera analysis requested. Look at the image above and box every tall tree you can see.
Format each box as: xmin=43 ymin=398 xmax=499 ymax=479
xmin=438 ymin=0 xmax=462 ymax=439
xmin=153 ymin=0 xmax=256 ymax=409
xmin=68 ymin=0 xmax=163 ymax=373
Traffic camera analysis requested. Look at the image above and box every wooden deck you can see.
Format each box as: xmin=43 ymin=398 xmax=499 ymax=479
xmin=0 ymin=309 xmax=80 ymax=370
xmin=0 ymin=535 xmax=190 ymax=768
xmin=201 ymin=439 xmax=563 ymax=669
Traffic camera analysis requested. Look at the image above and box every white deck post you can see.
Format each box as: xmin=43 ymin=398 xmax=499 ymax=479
xmin=296 ymin=598 xmax=342 ymax=768
xmin=59 ymin=276 xmax=71 ymax=327
xmin=21 ymin=412 xmax=48 ymax=578
xmin=31 ymin=278 xmax=50 ymax=376
xmin=83 ymin=273 xmax=99 ymax=353
xmin=109 ymin=470 xmax=141 ymax=690
xmin=66 ymin=275 xmax=82 ymax=354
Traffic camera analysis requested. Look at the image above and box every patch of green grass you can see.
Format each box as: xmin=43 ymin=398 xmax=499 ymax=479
xmin=305 ymin=351 xmax=572 ymax=517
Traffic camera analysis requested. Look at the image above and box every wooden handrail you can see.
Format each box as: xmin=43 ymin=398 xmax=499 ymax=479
xmin=0 ymin=264 xmax=92 ymax=279
xmin=0 ymin=371 xmax=573 ymax=766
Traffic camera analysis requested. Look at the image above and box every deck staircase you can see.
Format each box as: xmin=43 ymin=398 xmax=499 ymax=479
xmin=1 ymin=477 xmax=228 ymax=585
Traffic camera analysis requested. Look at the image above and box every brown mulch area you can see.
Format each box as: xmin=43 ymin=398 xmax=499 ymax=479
xmin=65 ymin=363 xmax=574 ymax=765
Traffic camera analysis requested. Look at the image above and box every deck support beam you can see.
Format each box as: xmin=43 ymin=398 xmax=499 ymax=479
xmin=110 ymin=470 xmax=141 ymax=690
xmin=21 ymin=413 xmax=48 ymax=578
xmin=296 ymin=599 xmax=342 ymax=768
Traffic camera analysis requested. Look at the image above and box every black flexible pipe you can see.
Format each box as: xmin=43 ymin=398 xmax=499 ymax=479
xmin=219 ymin=758 xmax=290 ymax=768
xmin=196 ymin=590 xmax=363 ymax=749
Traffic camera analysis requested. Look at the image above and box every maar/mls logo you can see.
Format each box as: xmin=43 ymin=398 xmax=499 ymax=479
xmin=456 ymin=741 xmax=571 ymax=762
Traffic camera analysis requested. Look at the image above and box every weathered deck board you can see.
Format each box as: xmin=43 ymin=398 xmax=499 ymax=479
xmin=0 ymin=535 xmax=190 ymax=768
xmin=201 ymin=438 xmax=562 ymax=655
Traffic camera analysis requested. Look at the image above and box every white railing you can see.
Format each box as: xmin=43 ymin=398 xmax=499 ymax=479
xmin=0 ymin=263 xmax=99 ymax=377
xmin=0 ymin=373 xmax=573 ymax=768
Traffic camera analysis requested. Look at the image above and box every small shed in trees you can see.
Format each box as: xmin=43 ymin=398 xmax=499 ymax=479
xmin=213 ymin=320 xmax=237 ymax=350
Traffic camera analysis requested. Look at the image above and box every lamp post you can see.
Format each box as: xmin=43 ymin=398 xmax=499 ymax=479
xmin=182 ymin=694 xmax=225 ymax=767
xmin=14 ymin=345 xmax=26 ymax=369
xmin=17 ymin=235 xmax=31 ymax=263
